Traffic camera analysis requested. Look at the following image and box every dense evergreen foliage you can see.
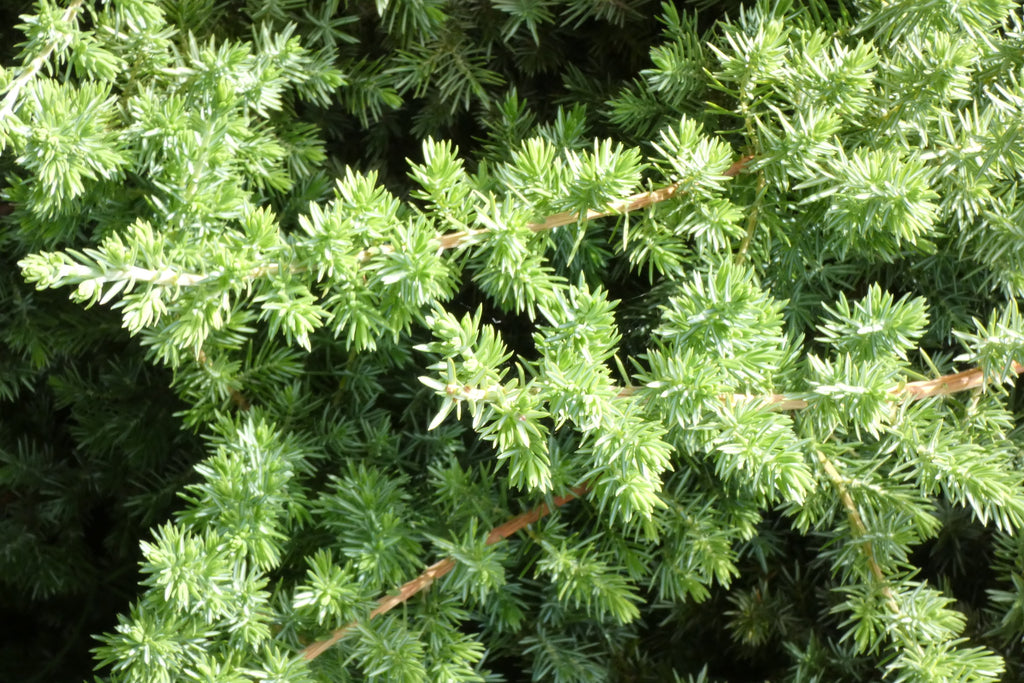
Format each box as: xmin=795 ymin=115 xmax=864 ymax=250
xmin=3 ymin=0 xmax=1024 ymax=680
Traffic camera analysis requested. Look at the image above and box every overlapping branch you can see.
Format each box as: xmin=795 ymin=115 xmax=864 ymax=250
xmin=79 ymin=153 xmax=754 ymax=288
xmin=122 ymin=142 xmax=1017 ymax=659
xmin=298 ymin=361 xmax=1024 ymax=660
xmin=251 ymin=156 xmax=1023 ymax=659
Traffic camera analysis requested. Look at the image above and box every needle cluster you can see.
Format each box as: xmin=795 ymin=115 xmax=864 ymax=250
xmin=3 ymin=0 xmax=1024 ymax=681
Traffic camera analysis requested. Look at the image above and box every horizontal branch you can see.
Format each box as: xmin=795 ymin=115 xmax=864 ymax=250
xmin=436 ymin=154 xmax=753 ymax=252
xmin=893 ymin=363 xmax=1023 ymax=398
xmin=617 ymin=361 xmax=1024 ymax=409
xmin=105 ymin=154 xmax=753 ymax=287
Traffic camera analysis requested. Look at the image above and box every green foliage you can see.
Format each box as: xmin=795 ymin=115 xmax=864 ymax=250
xmin=4 ymin=0 xmax=1024 ymax=681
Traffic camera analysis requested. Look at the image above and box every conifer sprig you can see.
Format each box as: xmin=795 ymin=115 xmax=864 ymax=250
xmin=4 ymin=0 xmax=1024 ymax=680
xmin=303 ymin=356 xmax=1023 ymax=661
xmin=0 ymin=0 xmax=85 ymax=125
xmin=301 ymin=484 xmax=589 ymax=661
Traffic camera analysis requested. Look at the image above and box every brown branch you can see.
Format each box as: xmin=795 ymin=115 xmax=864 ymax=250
xmin=893 ymin=363 xmax=1022 ymax=398
xmin=805 ymin=365 xmax=1024 ymax=622
xmin=300 ymin=484 xmax=589 ymax=661
xmin=436 ymin=154 xmax=755 ymax=252
xmin=615 ymin=361 xmax=1024 ymax=410
xmin=69 ymin=154 xmax=753 ymax=288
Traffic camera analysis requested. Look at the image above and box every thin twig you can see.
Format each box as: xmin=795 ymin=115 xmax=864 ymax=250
xmin=734 ymin=170 xmax=766 ymax=265
xmin=438 ymin=154 xmax=753 ymax=251
xmin=814 ymin=450 xmax=900 ymax=613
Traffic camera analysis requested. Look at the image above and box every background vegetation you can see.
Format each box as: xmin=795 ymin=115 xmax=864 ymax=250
xmin=2 ymin=0 xmax=1024 ymax=681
